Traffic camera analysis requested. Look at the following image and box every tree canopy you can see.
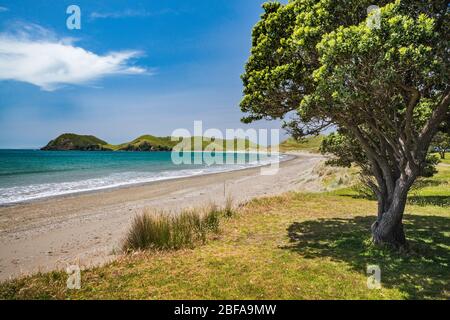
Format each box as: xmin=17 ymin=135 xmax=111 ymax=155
xmin=241 ymin=0 xmax=449 ymax=247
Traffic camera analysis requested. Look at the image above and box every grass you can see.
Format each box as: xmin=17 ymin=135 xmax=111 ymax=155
xmin=312 ymin=162 xmax=360 ymax=191
xmin=0 ymin=158 xmax=448 ymax=300
xmin=123 ymin=207 xmax=222 ymax=251
xmin=278 ymin=135 xmax=325 ymax=153
xmin=123 ymin=197 xmax=234 ymax=251
xmin=408 ymin=158 xmax=450 ymax=207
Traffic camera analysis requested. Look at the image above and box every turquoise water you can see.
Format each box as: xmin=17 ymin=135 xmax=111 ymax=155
xmin=0 ymin=150 xmax=283 ymax=204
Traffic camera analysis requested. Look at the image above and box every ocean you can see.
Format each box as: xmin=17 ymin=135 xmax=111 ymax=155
xmin=0 ymin=150 xmax=284 ymax=205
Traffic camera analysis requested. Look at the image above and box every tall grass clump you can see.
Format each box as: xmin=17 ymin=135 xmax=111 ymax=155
xmin=123 ymin=204 xmax=230 ymax=252
xmin=223 ymin=195 xmax=234 ymax=218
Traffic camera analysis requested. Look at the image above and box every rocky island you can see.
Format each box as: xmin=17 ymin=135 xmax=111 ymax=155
xmin=41 ymin=134 xmax=113 ymax=151
xmin=41 ymin=133 xmax=257 ymax=152
xmin=41 ymin=134 xmax=176 ymax=151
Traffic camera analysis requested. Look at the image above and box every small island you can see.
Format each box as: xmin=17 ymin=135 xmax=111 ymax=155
xmin=41 ymin=134 xmax=112 ymax=151
xmin=41 ymin=133 xmax=258 ymax=152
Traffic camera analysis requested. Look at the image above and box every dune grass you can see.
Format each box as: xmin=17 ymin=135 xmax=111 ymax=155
xmin=123 ymin=207 xmax=223 ymax=251
xmin=123 ymin=197 xmax=235 ymax=251
xmin=0 ymin=160 xmax=448 ymax=300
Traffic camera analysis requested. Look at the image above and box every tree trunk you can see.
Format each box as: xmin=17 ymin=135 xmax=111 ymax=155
xmin=371 ymin=180 xmax=409 ymax=249
xmin=372 ymin=216 xmax=407 ymax=248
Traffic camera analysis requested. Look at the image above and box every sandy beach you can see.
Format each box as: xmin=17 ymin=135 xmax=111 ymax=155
xmin=0 ymin=153 xmax=324 ymax=281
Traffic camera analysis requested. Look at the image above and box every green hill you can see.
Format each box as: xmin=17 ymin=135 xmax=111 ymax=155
xmin=279 ymin=135 xmax=324 ymax=153
xmin=175 ymin=136 xmax=259 ymax=152
xmin=110 ymin=135 xmax=176 ymax=151
xmin=42 ymin=134 xmax=260 ymax=152
xmin=41 ymin=134 xmax=110 ymax=151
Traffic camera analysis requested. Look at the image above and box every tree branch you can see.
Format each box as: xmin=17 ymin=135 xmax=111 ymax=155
xmin=418 ymin=90 xmax=450 ymax=158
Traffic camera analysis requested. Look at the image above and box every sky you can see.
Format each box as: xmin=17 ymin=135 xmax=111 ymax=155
xmin=0 ymin=0 xmax=289 ymax=148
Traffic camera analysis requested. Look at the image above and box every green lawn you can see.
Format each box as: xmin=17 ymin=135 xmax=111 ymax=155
xmin=440 ymin=157 xmax=450 ymax=165
xmin=1 ymin=159 xmax=448 ymax=300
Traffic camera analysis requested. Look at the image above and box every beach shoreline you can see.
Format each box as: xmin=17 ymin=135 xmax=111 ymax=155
xmin=0 ymin=153 xmax=295 ymax=208
xmin=0 ymin=152 xmax=324 ymax=281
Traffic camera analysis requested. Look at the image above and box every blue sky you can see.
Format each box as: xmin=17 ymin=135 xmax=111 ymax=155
xmin=0 ymin=0 xmax=288 ymax=148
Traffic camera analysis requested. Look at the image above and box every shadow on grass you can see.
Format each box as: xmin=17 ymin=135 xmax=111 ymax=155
xmin=337 ymin=192 xmax=449 ymax=207
xmin=413 ymin=179 xmax=446 ymax=188
xmin=283 ymin=215 xmax=450 ymax=299
xmin=407 ymin=195 xmax=450 ymax=207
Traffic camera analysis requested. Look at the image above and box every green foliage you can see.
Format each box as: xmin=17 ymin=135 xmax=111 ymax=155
xmin=58 ymin=133 xmax=108 ymax=146
xmin=419 ymin=154 xmax=440 ymax=178
xmin=114 ymin=135 xmax=176 ymax=151
xmin=241 ymin=0 xmax=449 ymax=209
xmin=320 ymin=132 xmax=366 ymax=167
xmin=241 ymin=0 xmax=390 ymax=125
xmin=42 ymin=133 xmax=110 ymax=151
xmin=241 ymin=0 xmax=448 ymax=138
xmin=308 ymin=1 xmax=447 ymax=124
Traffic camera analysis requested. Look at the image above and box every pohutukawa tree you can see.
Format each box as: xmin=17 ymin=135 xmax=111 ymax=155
xmin=240 ymin=0 xmax=449 ymax=248
xmin=431 ymin=131 xmax=450 ymax=159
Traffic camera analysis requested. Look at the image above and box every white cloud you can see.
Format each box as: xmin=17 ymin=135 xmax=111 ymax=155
xmin=0 ymin=23 xmax=147 ymax=91
xmin=91 ymin=9 xmax=149 ymax=19
xmin=90 ymin=8 xmax=176 ymax=20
